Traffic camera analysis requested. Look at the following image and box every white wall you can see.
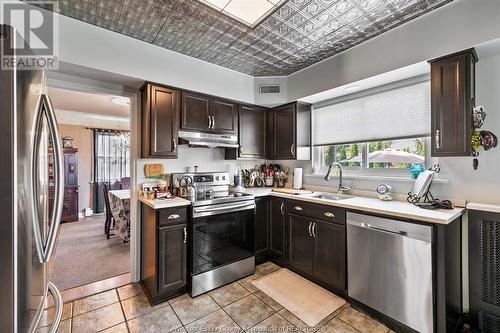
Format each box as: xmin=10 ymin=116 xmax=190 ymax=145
xmin=253 ymin=76 xmax=288 ymax=107
xmin=288 ymin=0 xmax=500 ymax=101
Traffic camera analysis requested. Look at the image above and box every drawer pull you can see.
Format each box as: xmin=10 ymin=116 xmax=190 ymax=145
xmin=324 ymin=212 xmax=335 ymax=218
xmin=168 ymin=214 xmax=180 ymax=220
xmin=294 ymin=206 xmax=303 ymax=211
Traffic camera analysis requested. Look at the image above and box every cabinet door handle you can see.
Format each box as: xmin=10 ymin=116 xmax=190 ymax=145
xmin=290 ymin=143 xmax=295 ymax=156
xmin=294 ymin=206 xmax=303 ymax=211
xmin=183 ymin=227 xmax=187 ymax=244
xmin=168 ymin=214 xmax=180 ymax=220
xmin=208 ymin=115 xmax=212 ymax=129
xmin=324 ymin=212 xmax=335 ymax=218
xmin=211 ymin=116 xmax=215 ymax=129
xmin=280 ymin=202 xmax=284 ymax=215
xmin=308 ymin=222 xmax=312 ymax=237
xmin=172 ymin=140 xmax=177 ymax=152
xmin=435 ymin=130 xmax=440 ymax=149
xmin=312 ymin=222 xmax=316 ymax=238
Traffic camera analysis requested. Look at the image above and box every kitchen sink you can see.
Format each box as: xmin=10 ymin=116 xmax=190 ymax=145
xmin=307 ymin=192 xmax=354 ymax=200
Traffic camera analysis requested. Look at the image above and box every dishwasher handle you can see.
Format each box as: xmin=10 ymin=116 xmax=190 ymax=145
xmin=362 ymin=223 xmax=408 ymax=237
xmin=347 ymin=212 xmax=432 ymax=243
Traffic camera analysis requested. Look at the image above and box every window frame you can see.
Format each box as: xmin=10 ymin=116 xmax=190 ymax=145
xmin=312 ymin=137 xmax=431 ymax=178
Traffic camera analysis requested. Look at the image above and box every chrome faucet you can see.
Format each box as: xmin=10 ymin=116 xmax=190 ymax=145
xmin=324 ymin=162 xmax=352 ymax=194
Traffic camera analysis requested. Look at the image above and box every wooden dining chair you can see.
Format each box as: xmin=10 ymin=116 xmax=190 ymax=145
xmin=121 ymin=177 xmax=131 ymax=189
xmin=103 ymin=183 xmax=114 ymax=239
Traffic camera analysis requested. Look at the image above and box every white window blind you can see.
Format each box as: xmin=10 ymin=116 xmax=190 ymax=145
xmin=313 ymin=79 xmax=431 ymax=146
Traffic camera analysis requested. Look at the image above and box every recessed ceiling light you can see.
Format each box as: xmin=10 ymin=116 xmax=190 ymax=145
xmin=196 ymin=0 xmax=287 ymax=28
xmin=111 ymin=96 xmax=130 ymax=106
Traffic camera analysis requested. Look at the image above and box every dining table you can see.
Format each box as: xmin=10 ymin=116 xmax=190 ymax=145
xmin=108 ymin=189 xmax=131 ymax=242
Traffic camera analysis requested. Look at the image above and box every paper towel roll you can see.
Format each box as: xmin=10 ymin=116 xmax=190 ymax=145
xmin=293 ymin=168 xmax=303 ymax=189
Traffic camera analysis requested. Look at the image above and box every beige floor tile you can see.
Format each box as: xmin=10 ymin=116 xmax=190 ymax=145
xmin=185 ymin=309 xmax=242 ymax=333
xmin=321 ymin=318 xmax=359 ymax=333
xmin=224 ymin=294 xmax=275 ymax=330
xmin=256 ymin=262 xmax=281 ymax=275
xmin=168 ymin=293 xmax=190 ymax=305
xmin=100 ymin=323 xmax=129 ymax=333
xmin=117 ymin=283 xmax=144 ymax=301
xmin=170 ymin=294 xmax=221 ymax=325
xmin=72 ymin=302 xmax=124 ymax=333
xmin=248 ymin=313 xmax=296 ymax=333
xmin=38 ymin=303 xmax=73 ymax=328
xmin=73 ymin=289 xmax=119 ymax=316
xmin=209 ymin=282 xmax=251 ymax=307
xmin=35 ymin=319 xmax=71 ymax=333
xmin=337 ymin=307 xmax=388 ymax=333
xmin=253 ymin=291 xmax=283 ymax=311
xmin=127 ymin=304 xmax=183 ymax=333
xmin=278 ymin=308 xmax=336 ymax=333
xmin=121 ymin=294 xmax=166 ymax=320
xmin=237 ymin=271 xmax=265 ymax=293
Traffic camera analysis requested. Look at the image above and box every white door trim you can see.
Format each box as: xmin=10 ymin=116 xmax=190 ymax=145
xmin=47 ymin=72 xmax=141 ymax=282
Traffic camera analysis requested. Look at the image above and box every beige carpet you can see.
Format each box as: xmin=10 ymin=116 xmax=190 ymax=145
xmin=252 ymin=268 xmax=346 ymax=326
xmin=50 ymin=215 xmax=130 ymax=290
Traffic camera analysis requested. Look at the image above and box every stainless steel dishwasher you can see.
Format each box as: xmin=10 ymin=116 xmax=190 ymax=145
xmin=347 ymin=212 xmax=433 ymax=333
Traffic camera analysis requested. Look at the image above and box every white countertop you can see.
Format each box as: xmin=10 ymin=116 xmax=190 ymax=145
xmin=466 ymin=202 xmax=500 ymax=214
xmin=139 ymin=196 xmax=191 ymax=209
xmin=139 ymin=187 xmax=463 ymax=224
xmin=241 ymin=188 xmax=464 ymax=225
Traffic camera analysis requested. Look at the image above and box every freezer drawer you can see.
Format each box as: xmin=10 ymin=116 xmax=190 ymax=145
xmin=347 ymin=212 xmax=433 ymax=333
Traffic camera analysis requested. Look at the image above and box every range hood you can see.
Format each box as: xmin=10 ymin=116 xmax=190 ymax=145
xmin=177 ymin=130 xmax=239 ymax=148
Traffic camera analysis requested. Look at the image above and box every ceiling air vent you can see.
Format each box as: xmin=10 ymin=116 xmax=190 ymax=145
xmin=259 ymin=85 xmax=280 ymax=94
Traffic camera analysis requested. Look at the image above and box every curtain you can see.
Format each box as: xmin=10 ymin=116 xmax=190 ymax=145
xmin=93 ymin=129 xmax=130 ymax=214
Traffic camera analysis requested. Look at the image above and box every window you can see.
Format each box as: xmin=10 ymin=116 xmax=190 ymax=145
xmin=314 ymin=137 xmax=427 ymax=173
xmin=312 ymin=76 xmax=431 ymax=177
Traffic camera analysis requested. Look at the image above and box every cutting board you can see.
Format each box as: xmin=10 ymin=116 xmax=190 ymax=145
xmin=272 ymin=188 xmax=313 ymax=195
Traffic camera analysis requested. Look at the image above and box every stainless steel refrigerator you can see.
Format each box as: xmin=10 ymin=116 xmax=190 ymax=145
xmin=1 ymin=25 xmax=65 ymax=333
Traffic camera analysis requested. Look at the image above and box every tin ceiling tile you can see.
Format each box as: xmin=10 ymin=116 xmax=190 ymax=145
xmin=30 ymin=0 xmax=454 ymax=76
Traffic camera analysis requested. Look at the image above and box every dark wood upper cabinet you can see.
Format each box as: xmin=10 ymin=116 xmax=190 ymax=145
xmin=141 ymin=83 xmax=180 ymax=158
xmin=271 ymin=103 xmax=296 ymax=159
xmin=181 ymin=92 xmax=211 ymax=131
xmin=211 ymin=99 xmax=237 ymax=134
xmin=429 ymin=48 xmax=477 ymax=157
xmin=238 ymin=105 xmax=267 ymax=159
xmin=268 ymin=102 xmax=311 ymax=160
xmin=181 ymin=92 xmax=238 ymax=134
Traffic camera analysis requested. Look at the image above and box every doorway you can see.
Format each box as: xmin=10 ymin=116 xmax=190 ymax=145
xmin=47 ymin=86 xmax=134 ymax=293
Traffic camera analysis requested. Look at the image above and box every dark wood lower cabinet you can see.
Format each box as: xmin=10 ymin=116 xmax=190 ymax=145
xmin=141 ymin=204 xmax=187 ymax=305
xmin=158 ymin=224 xmax=187 ymax=294
xmin=269 ymin=197 xmax=286 ymax=262
xmin=313 ymin=220 xmax=346 ymax=293
xmin=288 ymin=214 xmax=314 ymax=275
xmin=255 ymin=198 xmax=270 ymax=264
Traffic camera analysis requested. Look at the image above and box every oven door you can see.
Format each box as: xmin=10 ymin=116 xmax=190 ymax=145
xmin=192 ymin=201 xmax=255 ymax=276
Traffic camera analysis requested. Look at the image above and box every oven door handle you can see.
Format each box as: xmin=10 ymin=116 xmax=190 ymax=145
xmin=193 ymin=202 xmax=256 ymax=217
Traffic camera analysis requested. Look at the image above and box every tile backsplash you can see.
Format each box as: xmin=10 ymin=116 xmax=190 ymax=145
xmin=137 ymin=147 xmax=264 ymax=186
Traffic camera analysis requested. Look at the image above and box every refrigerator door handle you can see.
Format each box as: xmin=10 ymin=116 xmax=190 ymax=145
xmin=46 ymin=282 xmax=63 ymax=333
xmin=31 ymin=94 xmax=64 ymax=263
